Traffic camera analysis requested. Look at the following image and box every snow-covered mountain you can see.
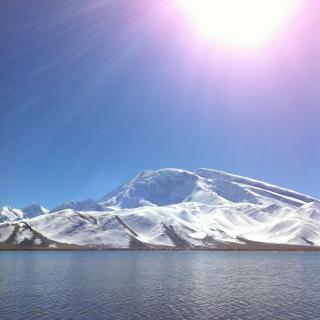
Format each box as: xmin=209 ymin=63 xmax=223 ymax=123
xmin=50 ymin=199 xmax=105 ymax=213
xmin=0 ymin=203 xmax=48 ymax=223
xmin=99 ymin=168 xmax=314 ymax=209
xmin=22 ymin=203 xmax=49 ymax=218
xmin=0 ymin=206 xmax=24 ymax=223
xmin=1 ymin=168 xmax=319 ymax=250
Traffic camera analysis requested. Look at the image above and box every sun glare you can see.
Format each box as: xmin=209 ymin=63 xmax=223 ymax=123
xmin=176 ymin=0 xmax=303 ymax=48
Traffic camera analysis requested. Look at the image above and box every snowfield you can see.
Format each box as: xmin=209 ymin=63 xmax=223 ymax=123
xmin=1 ymin=168 xmax=320 ymax=250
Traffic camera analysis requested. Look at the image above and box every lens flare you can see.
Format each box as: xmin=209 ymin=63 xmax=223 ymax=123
xmin=176 ymin=0 xmax=303 ymax=48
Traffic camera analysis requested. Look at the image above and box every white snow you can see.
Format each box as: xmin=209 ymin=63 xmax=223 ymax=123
xmin=0 ymin=224 xmax=15 ymax=242
xmin=14 ymin=227 xmax=34 ymax=244
xmin=1 ymin=168 xmax=319 ymax=248
xmin=0 ymin=206 xmax=24 ymax=222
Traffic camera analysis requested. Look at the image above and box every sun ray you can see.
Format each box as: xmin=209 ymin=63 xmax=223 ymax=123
xmin=175 ymin=0 xmax=303 ymax=48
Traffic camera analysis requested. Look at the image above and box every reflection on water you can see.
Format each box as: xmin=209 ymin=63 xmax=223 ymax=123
xmin=0 ymin=251 xmax=319 ymax=320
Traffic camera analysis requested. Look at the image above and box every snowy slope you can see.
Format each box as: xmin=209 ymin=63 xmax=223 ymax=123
xmin=0 ymin=203 xmax=48 ymax=222
xmin=0 ymin=221 xmax=80 ymax=249
xmin=99 ymin=168 xmax=315 ymax=208
xmin=0 ymin=206 xmax=24 ymax=223
xmin=1 ymin=168 xmax=319 ymax=250
xmin=50 ymin=199 xmax=105 ymax=213
xmin=19 ymin=200 xmax=319 ymax=249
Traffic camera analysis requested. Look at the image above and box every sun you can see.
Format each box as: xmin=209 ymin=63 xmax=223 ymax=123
xmin=175 ymin=0 xmax=303 ymax=48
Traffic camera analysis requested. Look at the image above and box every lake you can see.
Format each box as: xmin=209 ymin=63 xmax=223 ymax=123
xmin=0 ymin=251 xmax=319 ymax=320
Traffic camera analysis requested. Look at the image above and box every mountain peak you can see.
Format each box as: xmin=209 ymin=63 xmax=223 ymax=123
xmin=99 ymin=168 xmax=198 ymax=208
xmin=22 ymin=203 xmax=49 ymax=218
xmin=1 ymin=168 xmax=320 ymax=250
xmin=99 ymin=168 xmax=317 ymax=209
xmin=0 ymin=206 xmax=24 ymax=222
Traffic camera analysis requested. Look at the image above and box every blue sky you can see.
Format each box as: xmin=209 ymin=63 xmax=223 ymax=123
xmin=1 ymin=0 xmax=319 ymax=209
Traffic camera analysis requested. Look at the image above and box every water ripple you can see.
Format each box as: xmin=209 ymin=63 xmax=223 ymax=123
xmin=0 ymin=252 xmax=319 ymax=320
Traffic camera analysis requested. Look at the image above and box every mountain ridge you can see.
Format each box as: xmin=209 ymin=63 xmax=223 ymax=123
xmin=1 ymin=168 xmax=319 ymax=250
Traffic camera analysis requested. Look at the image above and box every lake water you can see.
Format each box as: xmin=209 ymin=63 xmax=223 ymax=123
xmin=0 ymin=251 xmax=319 ymax=320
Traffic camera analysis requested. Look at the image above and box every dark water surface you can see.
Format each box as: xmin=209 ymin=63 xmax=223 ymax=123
xmin=0 ymin=251 xmax=319 ymax=320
